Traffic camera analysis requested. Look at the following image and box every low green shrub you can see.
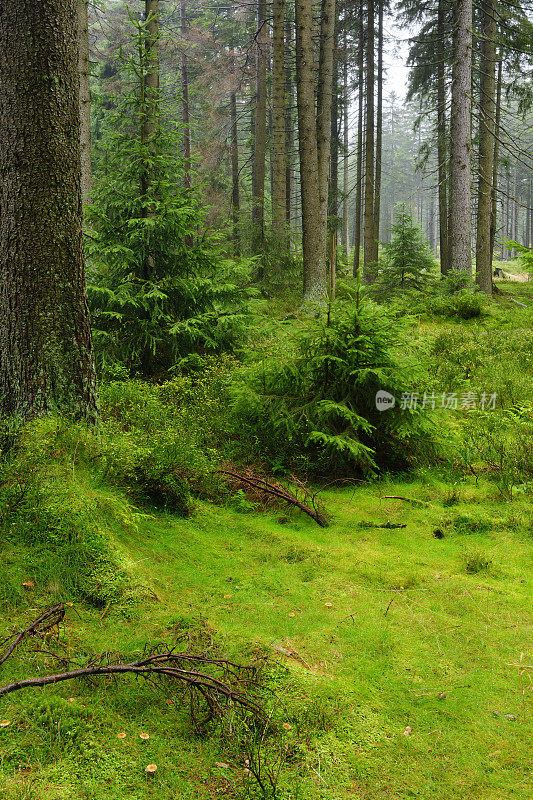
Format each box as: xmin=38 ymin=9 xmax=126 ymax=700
xmin=230 ymin=297 xmax=437 ymax=477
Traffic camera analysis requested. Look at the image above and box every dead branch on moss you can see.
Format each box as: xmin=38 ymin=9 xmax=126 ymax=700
xmin=219 ymin=467 xmax=328 ymax=527
xmin=0 ymin=603 xmax=65 ymax=666
xmin=0 ymin=607 xmax=265 ymax=726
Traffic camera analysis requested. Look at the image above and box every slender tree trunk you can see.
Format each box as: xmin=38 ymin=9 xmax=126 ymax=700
xmin=140 ymin=0 xmax=159 ymax=211
xmin=363 ymin=0 xmax=376 ymax=282
xmin=353 ymin=7 xmax=364 ymax=278
xmin=475 ymin=0 xmax=496 ymax=294
xmin=329 ymin=50 xmax=339 ymax=223
xmin=295 ymin=0 xmax=326 ymax=300
xmin=490 ymin=55 xmax=502 ymax=265
xmin=449 ymin=0 xmax=473 ymax=273
xmin=0 ymin=0 xmax=98 ymax=423
xmin=77 ymin=0 xmax=92 ymax=204
xmin=252 ymin=0 xmax=267 ymax=253
xmin=230 ymin=92 xmax=240 ymax=257
xmin=317 ymin=0 xmax=336 ymax=247
xmin=342 ymin=27 xmax=349 ymax=251
xmin=373 ymin=0 xmax=383 ymax=260
xmin=437 ymin=0 xmax=449 ymax=275
xmin=180 ymin=0 xmax=191 ymax=188
xmin=272 ymin=0 xmax=288 ymax=247
xmin=285 ymin=13 xmax=294 ymax=228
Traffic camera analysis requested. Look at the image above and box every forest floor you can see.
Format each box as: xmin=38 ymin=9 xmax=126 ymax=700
xmin=0 ymin=279 xmax=531 ymax=800
xmin=0 ymin=476 xmax=531 ymax=799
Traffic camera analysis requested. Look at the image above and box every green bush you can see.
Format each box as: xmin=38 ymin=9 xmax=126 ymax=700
xmin=230 ymin=297 xmax=437 ymax=477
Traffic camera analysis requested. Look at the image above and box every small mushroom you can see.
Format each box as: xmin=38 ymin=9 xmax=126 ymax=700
xmin=139 ymin=732 xmax=150 ymax=740
xmin=145 ymin=764 xmax=157 ymax=775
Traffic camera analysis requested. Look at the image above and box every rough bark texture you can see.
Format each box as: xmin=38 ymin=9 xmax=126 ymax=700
xmin=285 ymin=14 xmax=294 ymax=226
xmin=272 ymin=0 xmax=288 ymax=245
xmin=252 ymin=0 xmax=267 ymax=252
xmin=317 ymin=0 xmax=336 ymax=245
xmin=449 ymin=0 xmax=473 ymax=273
xmin=475 ymin=0 xmax=496 ymax=295
xmin=437 ymin=0 xmax=449 ymax=275
xmin=342 ymin=28 xmax=349 ymax=251
xmin=490 ymin=56 xmax=502 ymax=265
xmin=180 ymin=0 xmax=191 ymax=188
xmin=77 ymin=0 xmax=92 ymax=203
xmin=363 ymin=0 xmax=376 ymax=282
xmin=373 ymin=0 xmax=383 ymax=260
xmin=0 ymin=0 xmax=98 ymax=422
xmin=353 ymin=7 xmax=364 ymax=278
xmin=295 ymin=0 xmax=327 ymax=300
xmin=230 ymin=92 xmax=240 ymax=257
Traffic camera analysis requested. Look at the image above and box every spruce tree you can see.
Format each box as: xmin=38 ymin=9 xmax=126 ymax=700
xmin=377 ymin=204 xmax=436 ymax=293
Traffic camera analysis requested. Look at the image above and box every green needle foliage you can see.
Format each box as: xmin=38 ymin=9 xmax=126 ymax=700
xmin=86 ymin=15 xmax=252 ymax=377
xmin=375 ymin=203 xmax=437 ymax=297
xmin=231 ymin=296 xmax=435 ymax=477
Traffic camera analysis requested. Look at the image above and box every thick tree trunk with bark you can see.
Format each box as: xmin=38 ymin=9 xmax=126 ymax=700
xmin=475 ymin=0 xmax=496 ymax=295
xmin=285 ymin=14 xmax=294 ymax=227
xmin=140 ymin=0 xmax=159 ymax=209
xmin=295 ymin=0 xmax=327 ymax=300
xmin=252 ymin=0 xmax=267 ymax=252
xmin=272 ymin=0 xmax=288 ymax=246
xmin=449 ymin=0 xmax=472 ymax=273
xmin=436 ymin=0 xmax=449 ymax=275
xmin=0 ymin=0 xmax=98 ymax=423
xmin=77 ymin=0 xmax=92 ymax=203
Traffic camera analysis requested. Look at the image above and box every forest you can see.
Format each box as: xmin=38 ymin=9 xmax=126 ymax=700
xmin=0 ymin=0 xmax=531 ymax=798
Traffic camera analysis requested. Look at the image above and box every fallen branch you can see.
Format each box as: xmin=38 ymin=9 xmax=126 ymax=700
xmin=0 ymin=607 xmax=266 ymax=726
xmin=381 ymin=496 xmax=427 ymax=507
xmin=0 ymin=603 xmax=65 ymax=666
xmin=356 ymin=521 xmax=407 ymax=530
xmin=219 ymin=468 xmax=328 ymax=527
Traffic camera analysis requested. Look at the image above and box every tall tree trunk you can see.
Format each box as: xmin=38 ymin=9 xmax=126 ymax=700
xmin=475 ymin=0 xmax=496 ymax=294
xmin=285 ymin=13 xmax=294 ymax=227
xmin=342 ymin=27 xmax=349 ymax=251
xmin=77 ymin=0 xmax=92 ymax=204
xmin=295 ymin=0 xmax=326 ymax=300
xmin=490 ymin=55 xmax=502 ymax=265
xmin=180 ymin=0 xmax=191 ymax=188
xmin=373 ymin=0 xmax=383 ymax=259
xmin=436 ymin=0 xmax=449 ymax=275
xmin=317 ymin=0 xmax=336 ymax=246
xmin=0 ymin=0 xmax=98 ymax=423
xmin=449 ymin=0 xmax=472 ymax=273
xmin=329 ymin=50 xmax=339 ymax=223
xmin=140 ymin=0 xmax=159 ymax=211
xmin=353 ymin=6 xmax=364 ymax=278
xmin=272 ymin=0 xmax=288 ymax=247
xmin=230 ymin=92 xmax=240 ymax=257
xmin=363 ymin=0 xmax=376 ymax=282
xmin=252 ymin=0 xmax=267 ymax=253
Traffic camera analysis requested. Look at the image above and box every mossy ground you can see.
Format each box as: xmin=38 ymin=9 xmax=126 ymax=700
xmin=0 ymin=472 xmax=530 ymax=799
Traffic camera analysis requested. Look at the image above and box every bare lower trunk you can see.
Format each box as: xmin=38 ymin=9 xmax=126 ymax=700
xmin=490 ymin=57 xmax=502 ymax=264
xmin=353 ymin=7 xmax=364 ymax=278
xmin=342 ymin=28 xmax=349 ymax=251
xmin=295 ymin=0 xmax=327 ymax=300
xmin=363 ymin=0 xmax=376 ymax=282
xmin=475 ymin=0 xmax=496 ymax=295
xmin=252 ymin=0 xmax=267 ymax=253
xmin=373 ymin=0 xmax=383 ymax=259
xmin=272 ymin=0 xmax=288 ymax=247
xmin=449 ymin=0 xmax=472 ymax=273
xmin=0 ymin=0 xmax=98 ymax=423
xmin=317 ymin=0 xmax=336 ymax=243
xmin=437 ymin=0 xmax=449 ymax=275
